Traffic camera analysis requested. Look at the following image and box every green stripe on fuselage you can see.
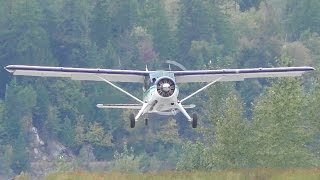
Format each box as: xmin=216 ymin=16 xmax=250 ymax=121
xmin=143 ymin=85 xmax=156 ymax=98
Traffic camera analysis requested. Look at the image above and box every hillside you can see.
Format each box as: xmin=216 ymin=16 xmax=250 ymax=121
xmin=0 ymin=0 xmax=320 ymax=179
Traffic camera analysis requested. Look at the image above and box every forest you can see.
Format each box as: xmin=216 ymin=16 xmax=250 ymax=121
xmin=0 ymin=0 xmax=320 ymax=178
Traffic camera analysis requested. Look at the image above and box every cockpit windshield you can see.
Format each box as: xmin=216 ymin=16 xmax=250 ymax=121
xmin=144 ymin=71 xmax=175 ymax=91
xmin=149 ymin=71 xmax=175 ymax=84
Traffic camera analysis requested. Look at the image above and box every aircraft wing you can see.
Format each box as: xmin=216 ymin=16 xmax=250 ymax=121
xmin=4 ymin=65 xmax=149 ymax=83
xmin=173 ymin=67 xmax=314 ymax=83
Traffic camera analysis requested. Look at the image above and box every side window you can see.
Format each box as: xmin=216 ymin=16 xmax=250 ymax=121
xmin=152 ymin=78 xmax=156 ymax=84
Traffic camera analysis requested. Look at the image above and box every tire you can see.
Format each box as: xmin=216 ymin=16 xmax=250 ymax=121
xmin=192 ymin=113 xmax=197 ymax=128
xmin=145 ymin=118 xmax=148 ymax=126
xmin=130 ymin=113 xmax=135 ymax=128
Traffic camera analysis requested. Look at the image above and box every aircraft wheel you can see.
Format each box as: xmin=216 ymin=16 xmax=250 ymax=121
xmin=192 ymin=113 xmax=197 ymax=128
xmin=145 ymin=118 xmax=148 ymax=126
xmin=130 ymin=113 xmax=135 ymax=128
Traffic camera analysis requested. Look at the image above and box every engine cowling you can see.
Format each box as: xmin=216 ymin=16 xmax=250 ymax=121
xmin=156 ymin=77 xmax=175 ymax=97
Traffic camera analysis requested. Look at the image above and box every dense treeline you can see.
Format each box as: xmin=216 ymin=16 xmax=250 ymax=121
xmin=0 ymin=0 xmax=320 ymax=177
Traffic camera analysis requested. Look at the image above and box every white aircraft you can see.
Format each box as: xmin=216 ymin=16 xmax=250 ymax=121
xmin=5 ymin=65 xmax=314 ymax=128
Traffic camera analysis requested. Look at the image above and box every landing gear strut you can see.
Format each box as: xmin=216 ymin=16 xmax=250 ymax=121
xmin=192 ymin=113 xmax=197 ymax=128
xmin=130 ymin=113 xmax=135 ymax=128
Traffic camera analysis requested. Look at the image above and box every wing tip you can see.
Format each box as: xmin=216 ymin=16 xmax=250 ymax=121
xmin=310 ymin=67 xmax=315 ymax=71
xmin=301 ymin=66 xmax=315 ymax=72
xmin=4 ymin=65 xmax=14 ymax=73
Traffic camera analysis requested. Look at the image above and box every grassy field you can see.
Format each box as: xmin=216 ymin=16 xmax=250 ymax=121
xmin=16 ymin=169 xmax=319 ymax=180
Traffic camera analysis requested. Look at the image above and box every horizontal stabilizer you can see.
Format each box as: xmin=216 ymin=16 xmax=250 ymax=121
xmin=183 ymin=104 xmax=196 ymax=109
xmin=97 ymin=104 xmax=142 ymax=109
xmin=96 ymin=103 xmax=195 ymax=110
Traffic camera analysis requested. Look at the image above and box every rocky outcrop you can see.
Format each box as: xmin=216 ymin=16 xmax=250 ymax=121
xmin=28 ymin=126 xmax=75 ymax=177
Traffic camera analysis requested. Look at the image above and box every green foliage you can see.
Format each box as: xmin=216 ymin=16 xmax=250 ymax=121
xmin=4 ymin=80 xmax=36 ymax=142
xmin=59 ymin=116 xmax=77 ymax=150
xmin=53 ymin=156 xmax=74 ymax=173
xmin=0 ymin=0 xmax=53 ymax=63
xmin=52 ymin=0 xmax=92 ymax=67
xmin=301 ymin=33 xmax=320 ymax=66
xmin=142 ymin=1 xmax=174 ymax=60
xmin=0 ymin=100 xmax=5 ymax=145
xmin=285 ymin=0 xmax=320 ymax=40
xmin=33 ymin=83 xmax=50 ymax=132
xmin=305 ymin=71 xmax=320 ymax=162
xmin=0 ymin=145 xmax=13 ymax=175
xmin=15 ymin=171 xmax=31 ymax=180
xmin=10 ymin=133 xmax=30 ymax=174
xmin=251 ymin=77 xmax=315 ymax=167
xmin=111 ymin=143 xmax=142 ymax=173
xmin=211 ymin=93 xmax=252 ymax=169
xmin=45 ymin=106 xmax=61 ymax=138
xmin=176 ymin=141 xmax=211 ymax=171
xmin=203 ymin=81 xmax=234 ymax=143
xmin=233 ymin=4 xmax=284 ymax=114
xmin=176 ymin=1 xmax=234 ymax=68
xmin=86 ymin=122 xmax=112 ymax=147
xmin=236 ymin=0 xmax=263 ymax=12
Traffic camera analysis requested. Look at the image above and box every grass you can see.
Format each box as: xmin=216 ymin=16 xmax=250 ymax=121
xmin=39 ymin=169 xmax=320 ymax=180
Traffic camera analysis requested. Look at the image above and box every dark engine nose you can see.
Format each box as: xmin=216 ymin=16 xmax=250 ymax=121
xmin=156 ymin=78 xmax=175 ymax=97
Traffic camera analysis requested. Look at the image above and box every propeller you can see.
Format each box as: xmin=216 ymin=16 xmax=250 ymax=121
xmin=164 ymin=60 xmax=187 ymax=71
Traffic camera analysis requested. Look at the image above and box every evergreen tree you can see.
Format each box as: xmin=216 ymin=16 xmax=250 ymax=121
xmin=4 ymin=80 xmax=36 ymax=143
xmin=59 ymin=116 xmax=77 ymax=150
xmin=0 ymin=0 xmax=55 ymax=97
xmin=176 ymin=1 xmax=234 ymax=68
xmin=285 ymin=0 xmax=320 ymax=40
xmin=52 ymin=0 xmax=92 ymax=67
xmin=32 ymin=82 xmax=50 ymax=134
xmin=176 ymin=0 xmax=215 ymax=67
xmin=90 ymin=0 xmax=112 ymax=49
xmin=10 ymin=132 xmax=29 ymax=174
xmin=143 ymin=1 xmax=174 ymax=60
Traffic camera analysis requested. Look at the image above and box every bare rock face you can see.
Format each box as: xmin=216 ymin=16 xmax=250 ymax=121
xmin=28 ymin=126 xmax=75 ymax=177
xmin=46 ymin=140 xmax=75 ymax=160
xmin=29 ymin=127 xmax=47 ymax=161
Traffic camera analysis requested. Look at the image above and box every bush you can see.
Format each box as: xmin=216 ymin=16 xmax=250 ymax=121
xmin=110 ymin=144 xmax=142 ymax=173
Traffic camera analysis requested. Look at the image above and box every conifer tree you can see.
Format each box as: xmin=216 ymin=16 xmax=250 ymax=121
xmin=285 ymin=0 xmax=320 ymax=40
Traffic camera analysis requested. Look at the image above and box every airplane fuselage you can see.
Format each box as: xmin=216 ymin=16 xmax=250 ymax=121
xmin=142 ymin=71 xmax=180 ymax=115
xmin=143 ymin=84 xmax=179 ymax=114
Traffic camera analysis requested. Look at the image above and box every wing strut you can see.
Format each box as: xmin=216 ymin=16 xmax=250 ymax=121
xmin=95 ymin=75 xmax=144 ymax=104
xmin=180 ymin=77 xmax=222 ymax=103
xmin=135 ymin=103 xmax=149 ymax=121
xmin=176 ymin=102 xmax=192 ymax=121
